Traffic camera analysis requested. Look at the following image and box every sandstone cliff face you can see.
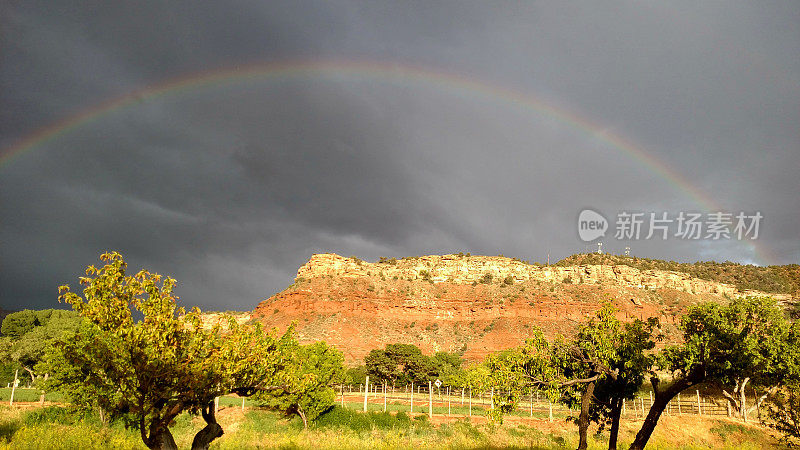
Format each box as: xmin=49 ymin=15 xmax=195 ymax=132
xmin=252 ymin=253 xmax=773 ymax=365
xmin=252 ymin=254 xmax=768 ymax=364
xmin=296 ymin=253 xmax=754 ymax=297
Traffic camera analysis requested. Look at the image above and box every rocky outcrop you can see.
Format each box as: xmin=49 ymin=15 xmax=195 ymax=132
xmin=253 ymin=253 xmax=777 ymax=364
xmin=296 ymin=253 xmax=760 ymax=297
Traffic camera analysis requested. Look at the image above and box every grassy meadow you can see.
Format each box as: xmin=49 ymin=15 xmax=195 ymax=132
xmin=0 ymin=394 xmax=784 ymax=450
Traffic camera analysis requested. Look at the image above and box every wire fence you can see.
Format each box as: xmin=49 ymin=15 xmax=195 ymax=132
xmin=338 ymin=381 xmax=738 ymax=420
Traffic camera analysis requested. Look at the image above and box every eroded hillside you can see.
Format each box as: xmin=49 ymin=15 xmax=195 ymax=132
xmin=252 ymin=253 xmax=792 ymax=364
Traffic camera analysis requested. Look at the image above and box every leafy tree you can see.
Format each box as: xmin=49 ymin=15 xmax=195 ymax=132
xmin=431 ymin=351 xmax=464 ymax=385
xmin=629 ymin=297 xmax=795 ymax=450
xmin=1 ymin=309 xmax=78 ymax=338
xmin=0 ymin=310 xmax=80 ymax=384
xmin=588 ymin=317 xmax=659 ymax=450
xmin=483 ymin=305 xmax=638 ymax=450
xmin=42 ymin=252 xmax=295 ymax=450
xmin=551 ymin=305 xmax=640 ymax=450
xmin=1 ymin=310 xmax=39 ymax=338
xmin=364 ymin=343 xmax=436 ymax=385
xmin=716 ymin=298 xmax=800 ymax=422
xmin=764 ymin=382 xmax=800 ymax=447
xmin=255 ymin=341 xmax=345 ymax=428
xmin=345 ymin=365 xmax=367 ymax=385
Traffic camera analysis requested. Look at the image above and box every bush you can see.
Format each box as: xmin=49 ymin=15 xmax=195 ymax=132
xmin=23 ymin=406 xmax=97 ymax=426
xmin=314 ymin=406 xmax=412 ymax=433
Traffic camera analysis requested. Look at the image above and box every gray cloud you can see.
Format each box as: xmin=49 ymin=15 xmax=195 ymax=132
xmin=1 ymin=1 xmax=798 ymax=311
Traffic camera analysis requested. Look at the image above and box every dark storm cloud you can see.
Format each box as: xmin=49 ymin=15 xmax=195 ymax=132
xmin=1 ymin=1 xmax=798 ymax=311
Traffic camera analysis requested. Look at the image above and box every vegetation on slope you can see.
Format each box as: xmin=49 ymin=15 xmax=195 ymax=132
xmin=556 ymin=253 xmax=800 ymax=295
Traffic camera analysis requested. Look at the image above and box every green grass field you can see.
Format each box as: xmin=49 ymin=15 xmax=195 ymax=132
xmin=0 ymin=395 xmax=783 ymax=449
xmin=0 ymin=388 xmax=65 ymax=403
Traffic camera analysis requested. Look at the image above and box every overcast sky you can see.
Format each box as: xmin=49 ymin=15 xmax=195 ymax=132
xmin=1 ymin=1 xmax=798 ymax=311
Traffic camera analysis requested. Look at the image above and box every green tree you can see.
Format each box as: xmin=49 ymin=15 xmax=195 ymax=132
xmin=42 ymin=252 xmax=295 ymax=450
xmin=364 ymin=343 xmax=435 ymax=386
xmin=0 ymin=309 xmax=80 ymax=384
xmin=551 ymin=305 xmax=636 ymax=450
xmin=345 ymin=365 xmax=367 ymax=385
xmin=255 ymin=341 xmax=345 ymax=428
xmin=764 ymin=382 xmax=800 ymax=447
xmin=431 ymin=351 xmax=465 ymax=386
xmin=629 ymin=297 xmax=795 ymax=450
xmin=588 ymin=317 xmax=659 ymax=450
xmin=1 ymin=310 xmax=39 ymax=338
xmin=716 ymin=298 xmax=800 ymax=422
xmin=485 ymin=305 xmax=634 ymax=449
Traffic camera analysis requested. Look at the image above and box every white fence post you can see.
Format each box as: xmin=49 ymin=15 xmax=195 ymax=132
xmin=9 ymin=369 xmax=18 ymax=406
xmin=363 ymin=376 xmax=369 ymax=413
xmin=410 ymin=381 xmax=414 ymax=414
xmin=696 ymin=390 xmax=701 ymax=415
xmin=428 ymin=381 xmax=433 ymax=419
xmin=469 ymin=387 xmax=472 ymax=417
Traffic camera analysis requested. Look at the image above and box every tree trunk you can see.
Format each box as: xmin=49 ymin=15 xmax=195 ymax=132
xmin=608 ymin=397 xmax=623 ymax=450
xmin=298 ymin=406 xmax=308 ymax=429
xmin=629 ymin=371 xmax=704 ymax=450
xmin=739 ymin=377 xmax=749 ymax=422
xmin=148 ymin=429 xmax=178 ymax=450
xmin=577 ymin=380 xmax=596 ymax=450
xmin=22 ymin=366 xmax=35 ymax=385
xmin=191 ymin=402 xmax=224 ymax=450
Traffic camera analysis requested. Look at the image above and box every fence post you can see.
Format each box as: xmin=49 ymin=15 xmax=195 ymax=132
xmin=363 ymin=376 xmax=369 ymax=413
xmin=410 ymin=381 xmax=414 ymax=414
xmin=649 ymin=391 xmax=653 ymax=409
xmin=696 ymin=390 xmax=701 ymax=415
xmin=622 ymin=398 xmax=626 ymax=415
xmin=9 ymin=369 xmax=18 ymax=406
xmin=241 ymin=397 xmax=245 ymax=412
xmin=448 ymin=387 xmax=451 ymax=416
xmin=214 ymin=396 xmax=219 ymax=414
xmin=530 ymin=390 xmax=533 ymax=417
xmin=549 ymin=401 xmax=553 ymax=422
xmin=469 ymin=387 xmax=472 ymax=417
xmin=384 ymin=383 xmax=387 ymax=412
xmin=341 ymin=384 xmax=344 ymax=407
xmin=428 ymin=380 xmax=433 ymax=419
xmin=461 ymin=388 xmax=464 ymax=407
xmin=490 ymin=387 xmax=494 ymax=410
xmin=640 ymin=397 xmax=645 ymax=416
xmin=678 ymin=392 xmax=682 ymax=415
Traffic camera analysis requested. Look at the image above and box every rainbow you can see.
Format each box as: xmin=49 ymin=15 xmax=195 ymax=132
xmin=0 ymin=59 xmax=776 ymax=264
